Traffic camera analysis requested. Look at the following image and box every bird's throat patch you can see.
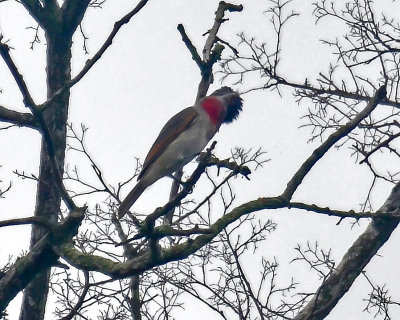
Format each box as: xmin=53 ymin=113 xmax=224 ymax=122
xmin=201 ymin=96 xmax=224 ymax=126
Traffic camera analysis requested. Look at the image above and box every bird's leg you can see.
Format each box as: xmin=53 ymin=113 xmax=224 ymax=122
xmin=164 ymin=170 xmax=184 ymax=226
xmin=167 ymin=172 xmax=185 ymax=186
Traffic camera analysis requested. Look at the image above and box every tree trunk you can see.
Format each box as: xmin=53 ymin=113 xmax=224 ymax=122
xmin=130 ymin=275 xmax=142 ymax=320
xmin=19 ymin=30 xmax=72 ymax=320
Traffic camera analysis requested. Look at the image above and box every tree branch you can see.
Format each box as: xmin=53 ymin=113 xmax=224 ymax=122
xmin=42 ymin=0 xmax=58 ymax=10
xmin=139 ymin=142 xmax=251 ymax=234
xmin=202 ymin=1 xmax=243 ymax=62
xmin=61 ymin=196 xmax=286 ymax=278
xmin=0 ymin=105 xmax=38 ymax=129
xmin=177 ymin=24 xmax=203 ymax=71
xmin=359 ymin=131 xmax=400 ymax=164
xmin=61 ymin=0 xmax=90 ymax=36
xmin=197 ymin=1 xmax=243 ymax=100
xmin=39 ymin=0 xmax=150 ymax=111
xmin=129 ymin=225 xmax=214 ymax=241
xmin=294 ymin=181 xmax=400 ymax=320
xmin=58 ymin=271 xmax=90 ymax=320
xmin=0 ymin=206 xmax=86 ymax=313
xmin=19 ymin=0 xmax=45 ymax=26
xmin=177 ymin=1 xmax=242 ymax=101
xmin=0 ymin=216 xmax=56 ymax=229
xmin=0 ymin=37 xmax=36 ymax=109
xmin=281 ymin=85 xmax=387 ymax=201
xmin=0 ymin=36 xmax=78 ymax=211
xmin=287 ymin=78 xmax=400 ymax=110
xmin=288 ymin=201 xmax=400 ymax=220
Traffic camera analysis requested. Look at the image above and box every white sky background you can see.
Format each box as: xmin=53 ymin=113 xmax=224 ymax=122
xmin=0 ymin=0 xmax=399 ymax=319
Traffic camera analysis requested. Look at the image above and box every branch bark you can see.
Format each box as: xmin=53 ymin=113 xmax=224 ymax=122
xmin=13 ymin=3 xmax=83 ymax=318
xmin=197 ymin=1 xmax=242 ymax=100
xmin=19 ymin=0 xmax=46 ymax=26
xmin=177 ymin=1 xmax=243 ymax=101
xmin=0 ymin=207 xmax=86 ymax=313
xmin=58 ymin=85 xmax=394 ymax=318
xmin=288 ymin=202 xmax=400 ymax=220
xmin=0 ymin=38 xmax=36 ymax=109
xmin=61 ymin=1 xmax=90 ymax=37
xmin=62 ymin=196 xmax=286 ymax=278
xmin=10 ymin=2 xmax=151 ymax=318
xmin=0 ymin=216 xmax=56 ymax=229
xmin=0 ymin=105 xmax=38 ymax=129
xmin=294 ymin=181 xmax=400 ymax=320
xmin=282 ymin=85 xmax=387 ymax=201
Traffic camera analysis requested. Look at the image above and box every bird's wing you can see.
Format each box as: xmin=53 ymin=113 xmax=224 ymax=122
xmin=138 ymin=106 xmax=198 ymax=180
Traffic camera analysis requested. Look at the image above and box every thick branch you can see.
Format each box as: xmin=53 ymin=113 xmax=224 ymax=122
xmin=177 ymin=1 xmax=242 ymax=101
xmin=202 ymin=1 xmax=243 ymax=62
xmin=294 ymin=181 xmax=400 ymax=320
xmin=19 ymin=0 xmax=45 ymax=26
xmin=0 ymin=38 xmax=36 ymax=109
xmin=61 ymin=142 xmax=397 ymax=286
xmin=0 ymin=105 xmax=38 ymax=129
xmin=0 ymin=207 xmax=86 ymax=312
xmin=42 ymin=0 xmax=57 ymax=9
xmin=177 ymin=24 xmax=203 ymax=71
xmin=0 ymin=216 xmax=56 ymax=229
xmin=281 ymin=85 xmax=387 ymax=201
xmin=289 ymin=202 xmax=400 ymax=220
xmin=61 ymin=0 xmax=90 ymax=36
xmin=197 ymin=1 xmax=242 ymax=100
xmin=0 ymin=37 xmax=77 ymax=211
xmin=62 ymin=197 xmax=286 ymax=278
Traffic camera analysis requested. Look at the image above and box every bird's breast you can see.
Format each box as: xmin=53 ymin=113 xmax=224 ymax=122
xmin=139 ymin=111 xmax=218 ymax=186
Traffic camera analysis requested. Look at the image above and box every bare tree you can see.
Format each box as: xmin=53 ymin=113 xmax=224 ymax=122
xmin=220 ymin=0 xmax=400 ymax=319
xmin=1 ymin=0 xmax=400 ymax=320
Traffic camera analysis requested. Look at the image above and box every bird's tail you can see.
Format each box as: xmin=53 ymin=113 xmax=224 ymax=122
xmin=118 ymin=181 xmax=146 ymax=218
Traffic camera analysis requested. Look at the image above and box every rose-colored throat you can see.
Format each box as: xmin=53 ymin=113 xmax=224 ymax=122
xmin=201 ymin=96 xmax=224 ymax=126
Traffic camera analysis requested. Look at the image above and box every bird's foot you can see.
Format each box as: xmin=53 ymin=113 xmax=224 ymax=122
xmin=168 ymin=174 xmax=186 ymax=185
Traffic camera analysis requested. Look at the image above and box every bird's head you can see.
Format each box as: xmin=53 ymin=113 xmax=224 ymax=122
xmin=200 ymin=87 xmax=243 ymax=126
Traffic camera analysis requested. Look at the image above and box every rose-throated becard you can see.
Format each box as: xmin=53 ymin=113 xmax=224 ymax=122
xmin=118 ymin=87 xmax=243 ymax=218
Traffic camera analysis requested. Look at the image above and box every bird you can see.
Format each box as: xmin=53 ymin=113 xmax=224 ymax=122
xmin=118 ymin=87 xmax=243 ymax=218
